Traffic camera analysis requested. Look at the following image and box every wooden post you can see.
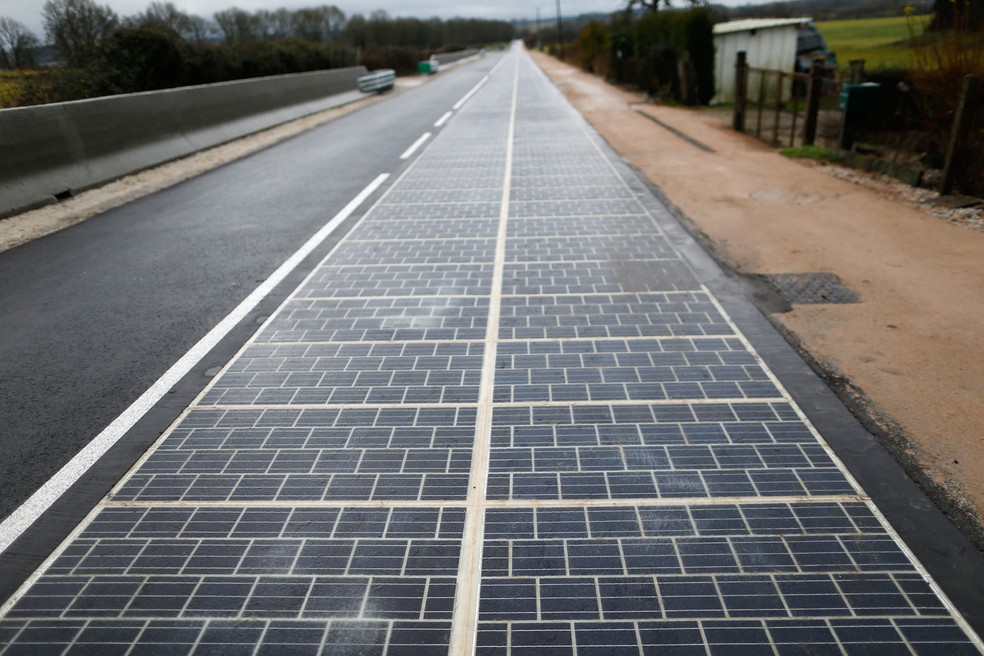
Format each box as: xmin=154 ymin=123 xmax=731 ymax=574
xmin=803 ymin=59 xmax=825 ymax=145
xmin=941 ymin=75 xmax=981 ymax=195
xmin=773 ymin=71 xmax=784 ymax=147
xmin=848 ymin=59 xmax=865 ymax=84
xmin=733 ymin=51 xmax=748 ymax=132
xmin=839 ymin=60 xmax=867 ymax=150
xmin=756 ymin=70 xmax=767 ymax=137
xmin=790 ymin=79 xmax=801 ymax=147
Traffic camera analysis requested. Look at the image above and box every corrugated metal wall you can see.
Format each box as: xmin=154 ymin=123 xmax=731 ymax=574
xmin=713 ymin=26 xmax=799 ymax=104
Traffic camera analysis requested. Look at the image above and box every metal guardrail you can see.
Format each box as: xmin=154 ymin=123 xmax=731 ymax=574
xmin=356 ymin=69 xmax=396 ymax=93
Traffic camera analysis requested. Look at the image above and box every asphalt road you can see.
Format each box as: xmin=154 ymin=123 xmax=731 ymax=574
xmin=0 ymin=54 xmax=501 ymax=525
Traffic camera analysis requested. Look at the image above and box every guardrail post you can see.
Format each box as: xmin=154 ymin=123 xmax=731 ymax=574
xmin=803 ymin=59 xmax=825 ymax=146
xmin=941 ymin=74 xmax=982 ymax=195
xmin=733 ymin=51 xmax=748 ymax=132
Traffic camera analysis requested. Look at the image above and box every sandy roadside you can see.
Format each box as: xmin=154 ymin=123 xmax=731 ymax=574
xmin=531 ymin=50 xmax=984 ymax=549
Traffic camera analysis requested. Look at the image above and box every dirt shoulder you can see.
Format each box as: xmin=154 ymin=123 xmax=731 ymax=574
xmin=532 ymin=51 xmax=984 ymax=548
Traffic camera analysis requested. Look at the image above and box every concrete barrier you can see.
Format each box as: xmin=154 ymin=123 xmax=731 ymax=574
xmin=432 ymin=49 xmax=481 ymax=67
xmin=0 ymin=65 xmax=368 ymax=218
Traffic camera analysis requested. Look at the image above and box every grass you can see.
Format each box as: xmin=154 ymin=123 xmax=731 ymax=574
xmin=816 ymin=15 xmax=931 ymax=71
xmin=0 ymin=70 xmax=41 ymax=109
xmin=0 ymin=71 xmax=23 ymax=108
xmin=780 ymin=145 xmax=834 ymax=160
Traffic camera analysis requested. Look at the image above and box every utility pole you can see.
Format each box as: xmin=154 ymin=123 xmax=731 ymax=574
xmin=536 ymin=7 xmax=542 ymax=50
xmin=555 ymin=0 xmax=563 ymax=44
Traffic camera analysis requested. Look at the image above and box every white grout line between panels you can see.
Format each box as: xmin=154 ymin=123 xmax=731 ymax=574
xmin=98 ymin=494 xmax=867 ymax=511
xmin=191 ymin=397 xmax=790 ymax=411
xmin=449 ymin=48 xmax=519 ymax=656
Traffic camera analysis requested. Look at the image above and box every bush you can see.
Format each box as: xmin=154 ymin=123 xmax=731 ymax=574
xmin=906 ymin=6 xmax=984 ymax=194
xmin=604 ymin=8 xmax=715 ymax=105
xmin=94 ymin=26 xmax=190 ymax=94
xmin=575 ymin=21 xmax=612 ymax=76
xmin=12 ymin=67 xmax=101 ymax=105
xmin=361 ymin=45 xmax=425 ymax=76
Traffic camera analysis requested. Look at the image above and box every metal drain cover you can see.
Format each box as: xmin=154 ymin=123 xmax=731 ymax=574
xmin=766 ymin=273 xmax=860 ymax=305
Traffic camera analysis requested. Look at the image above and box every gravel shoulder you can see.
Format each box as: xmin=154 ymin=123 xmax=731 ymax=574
xmin=532 ymin=51 xmax=984 ymax=549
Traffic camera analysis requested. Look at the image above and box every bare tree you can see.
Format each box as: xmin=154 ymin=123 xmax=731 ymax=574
xmin=258 ymin=8 xmax=294 ymax=40
xmin=131 ymin=2 xmax=181 ymax=28
xmin=626 ymin=0 xmax=707 ymax=11
xmin=213 ymin=7 xmax=261 ymax=43
xmin=184 ymin=14 xmax=215 ymax=44
xmin=42 ymin=0 xmax=118 ymax=65
xmin=292 ymin=5 xmax=346 ymax=42
xmin=323 ymin=5 xmax=346 ymax=42
xmin=0 ymin=17 xmax=39 ymax=69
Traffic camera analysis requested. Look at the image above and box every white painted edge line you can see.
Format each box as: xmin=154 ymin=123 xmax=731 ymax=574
xmin=435 ymin=111 xmax=453 ymax=128
xmin=0 ymin=172 xmax=390 ymax=556
xmin=400 ymin=132 xmax=432 ymax=160
xmin=453 ymin=76 xmax=490 ymax=111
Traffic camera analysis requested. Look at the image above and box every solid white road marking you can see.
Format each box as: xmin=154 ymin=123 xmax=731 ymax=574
xmin=0 ymin=173 xmax=391 ymax=555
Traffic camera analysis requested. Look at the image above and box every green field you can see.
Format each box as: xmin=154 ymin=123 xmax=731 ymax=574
xmin=816 ymin=15 xmax=931 ymax=71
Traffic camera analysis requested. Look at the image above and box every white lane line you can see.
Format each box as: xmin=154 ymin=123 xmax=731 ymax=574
xmin=400 ymin=132 xmax=432 ymax=160
xmin=449 ymin=47 xmax=519 ymax=656
xmin=453 ymin=76 xmax=490 ymax=110
xmin=0 ymin=173 xmax=390 ymax=556
xmin=435 ymin=111 xmax=453 ymax=128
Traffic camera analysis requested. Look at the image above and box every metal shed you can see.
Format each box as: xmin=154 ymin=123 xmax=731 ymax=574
xmin=713 ymin=18 xmax=810 ymax=104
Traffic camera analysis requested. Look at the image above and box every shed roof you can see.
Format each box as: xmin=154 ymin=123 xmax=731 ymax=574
xmin=713 ymin=18 xmax=813 ymax=35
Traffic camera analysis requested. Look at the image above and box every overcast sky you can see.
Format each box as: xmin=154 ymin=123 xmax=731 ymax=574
xmin=4 ymin=0 xmax=766 ymax=40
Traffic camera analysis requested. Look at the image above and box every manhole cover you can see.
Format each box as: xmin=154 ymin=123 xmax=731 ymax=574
xmin=766 ymin=273 xmax=860 ymax=305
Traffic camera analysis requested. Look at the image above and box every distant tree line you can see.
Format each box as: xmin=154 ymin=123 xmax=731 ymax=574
xmin=539 ymin=2 xmax=715 ymax=106
xmin=0 ymin=0 xmax=514 ymax=107
xmin=706 ymin=0 xmax=935 ymax=22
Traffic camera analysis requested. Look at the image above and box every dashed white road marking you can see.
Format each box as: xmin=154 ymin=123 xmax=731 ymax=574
xmin=435 ymin=111 xmax=453 ymax=128
xmin=400 ymin=132 xmax=432 ymax=159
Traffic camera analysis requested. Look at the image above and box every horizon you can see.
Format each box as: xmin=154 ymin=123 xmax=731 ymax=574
xmin=5 ymin=0 xmax=781 ymax=42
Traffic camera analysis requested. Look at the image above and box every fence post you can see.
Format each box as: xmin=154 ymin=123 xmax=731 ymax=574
xmin=756 ymin=71 xmax=767 ymax=137
xmin=847 ymin=59 xmax=865 ymax=84
xmin=803 ymin=59 xmax=825 ymax=146
xmin=772 ymin=71 xmax=786 ymax=146
xmin=733 ymin=51 xmax=748 ymax=131
xmin=941 ymin=74 xmax=982 ymax=195
xmin=839 ymin=59 xmax=867 ymax=150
